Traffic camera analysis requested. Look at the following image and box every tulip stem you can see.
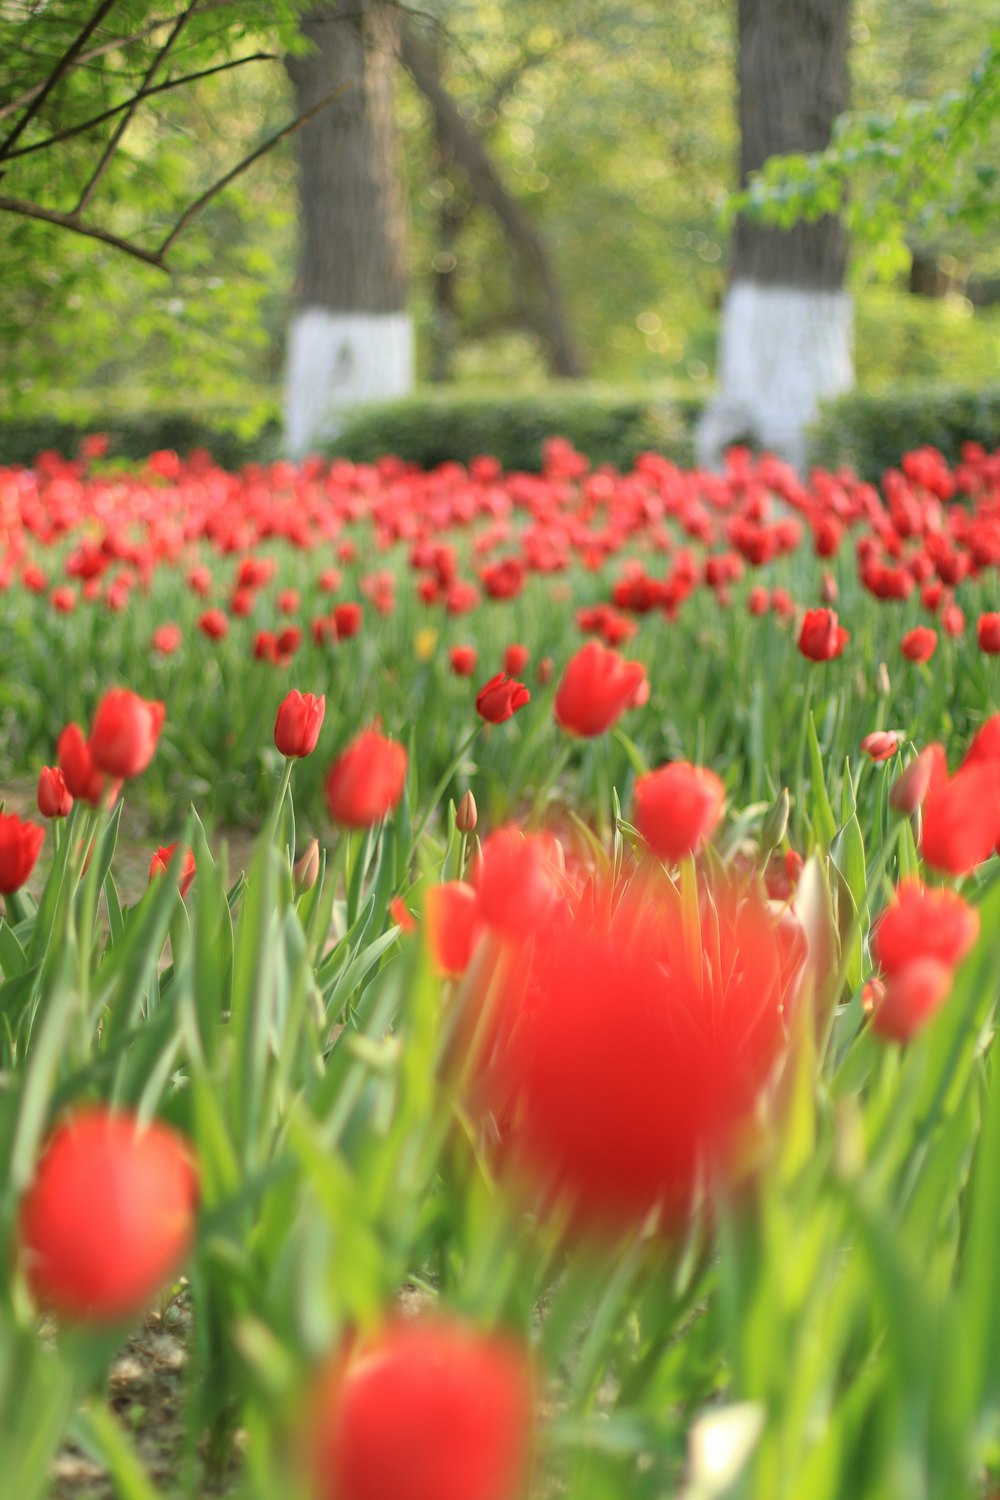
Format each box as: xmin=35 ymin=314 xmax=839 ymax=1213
xmin=269 ymin=757 xmax=294 ymax=851
xmin=410 ymin=725 xmax=481 ymax=853
xmin=794 ymin=678 xmax=815 ymax=843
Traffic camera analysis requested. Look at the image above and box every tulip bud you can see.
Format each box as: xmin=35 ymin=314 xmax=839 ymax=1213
xmin=294 ymin=837 xmax=320 ymax=891
xmin=456 ymin=789 xmax=478 ymax=834
xmin=876 ymin=662 xmax=891 ymax=696
xmin=760 ymin=788 xmax=790 ymax=855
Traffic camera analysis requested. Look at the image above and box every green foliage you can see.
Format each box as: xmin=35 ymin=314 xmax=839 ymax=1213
xmin=809 ymin=383 xmax=1000 ymax=478
xmin=0 ymin=397 xmax=281 ymax=469
xmin=328 ymin=385 xmax=700 ymax=470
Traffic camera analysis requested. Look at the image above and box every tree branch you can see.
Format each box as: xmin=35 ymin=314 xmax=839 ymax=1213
xmin=157 ymin=82 xmax=348 ymax=257
xmin=0 ymin=0 xmax=120 ymax=156
xmin=0 ymin=193 xmax=167 ymax=269
xmin=401 ymin=25 xmax=584 ymax=377
xmin=1 ymin=53 xmax=275 ymax=162
xmin=74 ymin=0 xmax=199 ymax=215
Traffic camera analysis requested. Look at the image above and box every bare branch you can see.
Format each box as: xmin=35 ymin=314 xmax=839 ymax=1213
xmin=74 ymin=0 xmax=200 ymax=215
xmin=157 ymin=82 xmax=348 ymax=257
xmin=0 ymin=193 xmax=167 ymax=269
xmin=1 ymin=53 xmax=275 ymax=162
xmin=0 ymin=0 xmax=120 ymax=155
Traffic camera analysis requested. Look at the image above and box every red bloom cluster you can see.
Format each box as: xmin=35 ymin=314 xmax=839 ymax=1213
xmin=870 ymin=881 xmax=979 ymax=1040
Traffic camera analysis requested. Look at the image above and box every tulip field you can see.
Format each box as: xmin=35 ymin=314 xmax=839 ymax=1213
xmin=6 ymin=433 xmax=1000 ymax=1498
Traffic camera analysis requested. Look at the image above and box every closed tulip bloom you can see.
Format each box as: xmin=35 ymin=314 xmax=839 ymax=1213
xmin=870 ymin=958 xmax=955 ymax=1042
xmin=18 ymin=1107 xmax=197 ymax=1323
xmin=977 ymin=613 xmax=1000 ymax=654
xmin=198 ymin=607 xmax=228 ymax=640
xmin=450 ymin=645 xmax=478 ymax=677
xmin=504 ymin=644 xmax=529 ymax=676
xmin=860 ymin=731 xmax=899 ymax=763
xmin=303 ymin=1317 xmax=533 ymax=1500
xmin=37 ymin=766 xmax=73 ymax=819
xmin=553 ymin=641 xmax=647 ymax=737
xmin=275 ymin=690 xmax=326 ymax=758
xmin=426 ymin=881 xmax=480 ymax=977
xmin=873 ymin=880 xmax=979 ymax=976
xmin=326 ymin=730 xmax=408 ymax=829
xmin=57 ymin=722 xmax=106 ymax=806
xmin=476 ymin=673 xmax=530 ymax=725
xmin=0 ymin=813 xmax=44 ymax=893
xmin=798 ymin=608 xmax=849 ymax=662
xmin=633 ymin=762 xmax=726 ymax=865
xmin=151 ymin=623 xmax=182 ymax=655
xmin=90 ymin=689 xmax=165 ymax=779
xmin=901 ymin=626 xmax=938 ymax=663
xmin=889 ymin=744 xmax=944 ymax=816
xmin=149 ymin=843 xmax=197 ymax=899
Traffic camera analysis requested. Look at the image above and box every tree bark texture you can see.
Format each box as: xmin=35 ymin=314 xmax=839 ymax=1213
xmin=286 ymin=1 xmax=408 ymax=313
xmin=401 ymin=25 xmax=585 ymax=378
xmin=733 ymin=0 xmax=849 ymax=289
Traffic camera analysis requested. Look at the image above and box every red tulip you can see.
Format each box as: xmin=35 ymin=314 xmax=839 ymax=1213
xmin=426 ymin=881 xmax=480 ymax=977
xmin=326 ymin=730 xmax=408 ymax=829
xmin=333 ymin=602 xmax=363 ymax=640
xmin=978 ymin=613 xmax=1000 ymax=654
xmin=798 ymin=608 xmax=849 ymax=662
xmin=553 ymin=641 xmax=647 ymax=738
xmin=921 ymin=754 xmax=1000 ymax=876
xmin=504 ymin=644 xmax=529 ymax=677
xmin=18 ymin=1107 xmax=197 ymax=1322
xmin=37 ymin=766 xmax=73 ymax=819
xmin=275 ymin=690 xmax=326 ymax=759
xmin=450 ymin=645 xmax=478 ymax=678
xmin=149 ymin=843 xmax=197 ymax=899
xmin=151 ymin=623 xmax=182 ymax=655
xmin=633 ymin=762 xmax=726 ymax=864
xmin=860 ymin=731 xmax=899 ymax=763
xmin=198 ymin=607 xmax=228 ymax=640
xmin=89 ymin=689 xmax=165 ymax=779
xmin=475 ymin=673 xmax=530 ymax=725
xmin=487 ymin=872 xmax=796 ymax=1230
xmin=303 ymin=1317 xmax=532 ymax=1500
xmin=57 ymin=722 xmax=106 ymax=806
xmin=870 ymin=959 xmax=955 ymax=1042
xmin=475 ymin=827 xmax=565 ymax=940
xmin=873 ymin=880 xmax=979 ymax=977
xmin=0 ymin=813 xmax=44 ymax=893
xmin=900 ymin=626 xmax=938 ymax=663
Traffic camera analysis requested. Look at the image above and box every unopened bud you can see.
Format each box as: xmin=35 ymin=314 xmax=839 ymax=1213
xmin=456 ymin=789 xmax=478 ymax=834
xmin=889 ymin=744 xmax=942 ymax=816
xmin=760 ymin=788 xmax=790 ymax=855
xmin=293 ymin=837 xmax=320 ymax=891
xmin=876 ymin=662 xmax=891 ymax=696
xmin=821 ymin=570 xmax=838 ymax=605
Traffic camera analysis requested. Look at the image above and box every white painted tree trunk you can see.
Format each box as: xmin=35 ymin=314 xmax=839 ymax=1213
xmin=697 ymin=281 xmax=854 ymax=473
xmin=284 ymin=309 xmax=414 ymax=459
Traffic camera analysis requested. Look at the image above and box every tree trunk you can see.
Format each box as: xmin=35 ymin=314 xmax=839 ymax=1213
xmin=401 ymin=25 xmax=585 ymax=380
xmin=698 ymin=0 xmax=853 ymax=472
xmin=283 ymin=2 xmax=412 ymax=458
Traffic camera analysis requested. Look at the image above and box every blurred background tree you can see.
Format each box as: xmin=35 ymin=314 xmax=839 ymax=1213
xmin=1 ymin=0 xmax=998 ymax=460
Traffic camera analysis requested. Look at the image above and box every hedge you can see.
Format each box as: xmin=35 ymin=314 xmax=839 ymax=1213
xmin=0 ymin=408 xmax=281 ymax=471
xmin=808 ymin=384 xmax=1000 ymax=479
xmin=328 ymin=387 xmax=701 ymax=472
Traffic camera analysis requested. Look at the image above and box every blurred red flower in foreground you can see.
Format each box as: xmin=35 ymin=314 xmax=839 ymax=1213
xmin=18 ymin=1107 xmax=197 ymax=1322
xmin=476 ymin=673 xmax=530 ymax=724
xmin=303 ymin=1317 xmax=532 ymax=1500
xmin=89 ymin=689 xmax=165 ymax=779
xmin=149 ymin=843 xmax=197 ymax=899
xmin=325 ymin=730 xmax=408 ymax=829
xmin=869 ymin=880 xmax=979 ymax=1040
xmin=553 ymin=641 xmax=647 ymax=737
xmin=633 ymin=761 xmax=725 ymax=864
xmin=57 ymin=722 xmax=107 ymax=806
xmin=0 ymin=812 xmax=45 ymax=893
xmin=274 ymin=690 xmax=326 ymax=759
xmin=919 ymin=736 xmax=1000 ymax=876
xmin=798 ymin=608 xmax=849 ymax=662
xmin=978 ymin=613 xmax=1000 ymax=654
xmin=475 ymin=870 xmax=801 ymax=1232
xmin=426 ymin=881 xmax=480 ymax=977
